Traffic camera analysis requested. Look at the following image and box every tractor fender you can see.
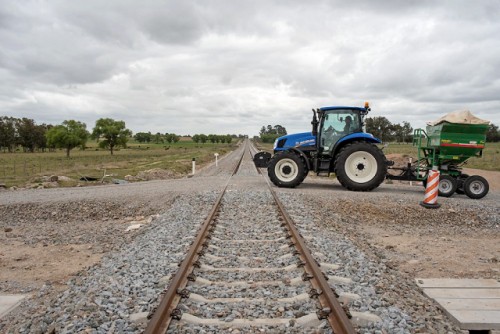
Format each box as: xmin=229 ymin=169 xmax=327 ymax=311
xmin=287 ymin=147 xmax=312 ymax=171
xmin=333 ymin=133 xmax=382 ymax=156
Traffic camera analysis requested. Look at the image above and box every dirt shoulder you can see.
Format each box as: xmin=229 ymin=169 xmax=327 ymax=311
xmin=0 ymin=195 xmax=177 ymax=293
xmin=287 ymin=179 xmax=500 ymax=281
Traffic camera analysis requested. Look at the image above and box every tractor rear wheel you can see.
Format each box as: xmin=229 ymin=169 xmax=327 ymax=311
xmin=463 ymin=175 xmax=489 ymax=199
xmin=268 ymin=151 xmax=307 ymax=188
xmin=334 ymin=142 xmax=387 ymax=191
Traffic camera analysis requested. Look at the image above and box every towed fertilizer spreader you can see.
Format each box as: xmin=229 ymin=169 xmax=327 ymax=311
xmin=386 ymin=110 xmax=490 ymax=199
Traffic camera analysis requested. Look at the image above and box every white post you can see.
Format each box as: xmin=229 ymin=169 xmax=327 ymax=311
xmin=214 ymin=153 xmax=219 ymax=167
xmin=192 ymin=158 xmax=196 ymax=175
xmin=409 ymin=158 xmax=413 ymax=186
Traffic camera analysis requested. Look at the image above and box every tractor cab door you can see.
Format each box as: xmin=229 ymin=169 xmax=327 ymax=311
xmin=319 ymin=109 xmax=361 ymax=154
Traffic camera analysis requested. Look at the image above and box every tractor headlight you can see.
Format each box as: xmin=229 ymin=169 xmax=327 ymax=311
xmin=273 ymin=138 xmax=279 ymax=149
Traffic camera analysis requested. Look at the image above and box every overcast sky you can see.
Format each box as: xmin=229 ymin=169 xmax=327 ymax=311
xmin=1 ymin=0 xmax=499 ymax=136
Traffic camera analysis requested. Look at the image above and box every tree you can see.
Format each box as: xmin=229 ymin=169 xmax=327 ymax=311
xmin=259 ymin=124 xmax=288 ymax=143
xmin=486 ymin=123 xmax=500 ymax=142
xmin=153 ymin=132 xmax=163 ymax=144
xmin=34 ymin=124 xmax=50 ymax=152
xmin=134 ymin=132 xmax=152 ymax=143
xmin=391 ymin=123 xmax=403 ymax=143
xmin=0 ymin=117 xmax=17 ymax=152
xmin=17 ymin=118 xmax=39 ymax=152
xmin=91 ymin=118 xmax=132 ymax=155
xmin=274 ymin=125 xmax=287 ymax=136
xmin=365 ymin=117 xmax=393 ymax=142
xmin=401 ymin=121 xmax=413 ymax=143
xmin=165 ymin=133 xmax=180 ymax=143
xmin=46 ymin=120 xmax=89 ymax=157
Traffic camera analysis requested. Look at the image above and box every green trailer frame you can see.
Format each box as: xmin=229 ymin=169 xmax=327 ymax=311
xmin=387 ymin=120 xmax=490 ymax=199
xmin=412 ymin=122 xmax=488 ymax=180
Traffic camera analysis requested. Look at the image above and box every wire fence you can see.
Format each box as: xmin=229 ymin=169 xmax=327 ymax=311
xmin=0 ymin=145 xmax=232 ymax=187
xmin=0 ymin=151 xmax=172 ymax=187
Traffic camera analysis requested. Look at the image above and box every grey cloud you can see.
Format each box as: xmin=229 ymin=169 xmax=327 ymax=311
xmin=0 ymin=0 xmax=499 ymax=136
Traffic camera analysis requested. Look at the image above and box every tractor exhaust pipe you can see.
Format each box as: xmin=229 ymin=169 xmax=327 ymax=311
xmin=311 ymin=108 xmax=319 ymax=137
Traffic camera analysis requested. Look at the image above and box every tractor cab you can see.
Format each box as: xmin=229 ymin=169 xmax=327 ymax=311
xmin=318 ymin=109 xmax=362 ymax=154
xmin=317 ymin=107 xmax=365 ymax=154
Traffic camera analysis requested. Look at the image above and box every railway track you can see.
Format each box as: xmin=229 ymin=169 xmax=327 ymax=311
xmin=144 ymin=140 xmax=363 ymax=333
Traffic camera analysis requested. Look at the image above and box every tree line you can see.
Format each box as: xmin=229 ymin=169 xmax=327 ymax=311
xmin=0 ymin=116 xmax=239 ymax=157
xmin=486 ymin=123 xmax=500 ymax=142
xmin=134 ymin=132 xmax=180 ymax=144
xmin=0 ymin=116 xmax=149 ymax=157
xmin=0 ymin=116 xmax=134 ymax=156
xmin=191 ymin=134 xmax=233 ymax=144
xmin=366 ymin=117 xmax=500 ymax=143
xmin=365 ymin=117 xmax=414 ymax=143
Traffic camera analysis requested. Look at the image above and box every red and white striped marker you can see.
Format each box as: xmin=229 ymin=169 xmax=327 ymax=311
xmin=420 ymin=168 xmax=441 ymax=209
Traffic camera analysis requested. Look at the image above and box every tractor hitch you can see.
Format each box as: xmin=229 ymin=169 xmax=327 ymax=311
xmin=253 ymin=151 xmax=272 ymax=168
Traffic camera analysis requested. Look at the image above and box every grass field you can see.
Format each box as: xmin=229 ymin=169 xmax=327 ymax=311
xmin=0 ymin=140 xmax=237 ymax=187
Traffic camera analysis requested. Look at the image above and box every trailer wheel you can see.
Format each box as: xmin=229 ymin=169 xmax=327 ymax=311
xmin=438 ymin=175 xmax=457 ymax=197
xmin=463 ymin=175 xmax=489 ymax=199
xmin=335 ymin=142 xmax=387 ymax=191
xmin=268 ymin=151 xmax=307 ymax=188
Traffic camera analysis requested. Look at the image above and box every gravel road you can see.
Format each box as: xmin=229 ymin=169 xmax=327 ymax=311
xmin=0 ymin=141 xmax=498 ymax=333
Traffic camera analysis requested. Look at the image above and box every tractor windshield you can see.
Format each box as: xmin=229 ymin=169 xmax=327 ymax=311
xmin=319 ymin=109 xmax=361 ymax=151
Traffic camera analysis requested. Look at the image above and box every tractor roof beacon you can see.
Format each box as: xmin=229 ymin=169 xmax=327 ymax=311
xmin=254 ymin=102 xmax=388 ymax=191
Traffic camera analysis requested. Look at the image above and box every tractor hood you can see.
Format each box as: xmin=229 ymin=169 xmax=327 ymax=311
xmin=274 ymin=132 xmax=316 ymax=151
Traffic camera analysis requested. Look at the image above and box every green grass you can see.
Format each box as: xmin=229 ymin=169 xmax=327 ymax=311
xmin=0 ymin=140 xmax=237 ymax=187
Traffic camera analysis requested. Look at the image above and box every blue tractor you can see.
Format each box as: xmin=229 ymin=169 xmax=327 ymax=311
xmin=254 ymin=102 xmax=388 ymax=191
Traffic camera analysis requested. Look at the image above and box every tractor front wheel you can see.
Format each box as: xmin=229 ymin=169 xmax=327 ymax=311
xmin=335 ymin=142 xmax=387 ymax=191
xmin=268 ymin=151 xmax=307 ymax=188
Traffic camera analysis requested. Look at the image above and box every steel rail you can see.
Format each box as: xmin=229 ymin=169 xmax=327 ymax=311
xmin=144 ymin=141 xmax=247 ymax=334
xmin=250 ymin=141 xmax=354 ymax=332
xmin=248 ymin=143 xmax=262 ymax=175
xmin=263 ymin=171 xmax=356 ymax=334
xmin=146 ymin=140 xmax=354 ymax=333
